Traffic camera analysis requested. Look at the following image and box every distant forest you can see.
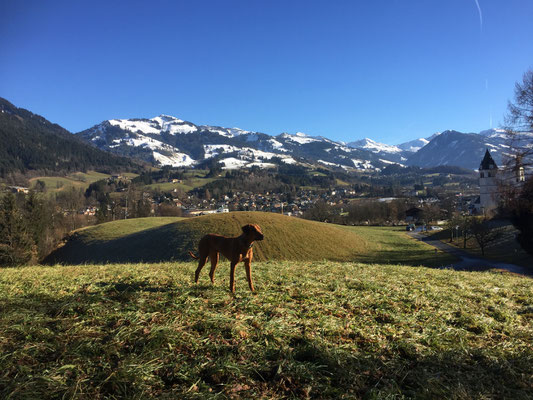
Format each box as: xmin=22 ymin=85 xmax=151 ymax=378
xmin=0 ymin=97 xmax=136 ymax=177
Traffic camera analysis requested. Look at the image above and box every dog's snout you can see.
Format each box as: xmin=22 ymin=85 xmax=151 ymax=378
xmin=258 ymin=233 xmax=264 ymax=240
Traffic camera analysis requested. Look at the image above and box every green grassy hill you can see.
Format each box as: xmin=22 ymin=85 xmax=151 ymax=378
xmin=44 ymin=212 xmax=456 ymax=266
xmin=0 ymin=261 xmax=531 ymax=399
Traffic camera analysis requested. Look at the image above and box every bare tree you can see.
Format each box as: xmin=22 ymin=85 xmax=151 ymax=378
xmin=502 ymin=68 xmax=533 ymax=255
xmin=503 ymin=68 xmax=533 ymax=169
xmin=470 ymin=218 xmax=503 ymax=257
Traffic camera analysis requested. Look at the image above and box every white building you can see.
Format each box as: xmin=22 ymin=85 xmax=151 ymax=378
xmin=473 ymin=149 xmax=526 ymax=215
xmin=478 ymin=149 xmax=499 ymax=213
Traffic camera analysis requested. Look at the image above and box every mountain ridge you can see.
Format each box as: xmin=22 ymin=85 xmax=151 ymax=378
xmin=77 ymin=113 xmax=514 ymax=171
xmin=0 ymin=96 xmax=518 ymax=173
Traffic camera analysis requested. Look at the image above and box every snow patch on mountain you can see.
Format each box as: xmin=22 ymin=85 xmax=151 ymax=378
xmin=218 ymin=157 xmax=276 ymax=170
xmin=351 ymin=159 xmax=375 ymax=170
xmin=109 ymin=119 xmax=161 ymax=135
xmin=348 ymin=138 xmax=402 ymax=154
xmin=479 ymin=129 xmax=508 ymax=139
xmin=318 ymin=160 xmax=339 ymax=167
xmin=281 ymin=132 xmax=320 ymax=144
xmin=397 ymin=138 xmax=429 ymax=152
xmin=379 ymin=159 xmax=405 ymax=167
xmin=203 ymin=144 xmax=241 ymax=158
xmin=153 ymin=151 xmax=195 ymax=167
xmin=268 ymin=138 xmax=288 ymax=151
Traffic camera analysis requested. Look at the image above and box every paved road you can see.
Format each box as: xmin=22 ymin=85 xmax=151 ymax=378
xmin=408 ymin=232 xmax=532 ymax=277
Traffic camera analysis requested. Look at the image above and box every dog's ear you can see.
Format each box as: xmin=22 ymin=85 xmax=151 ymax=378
xmin=242 ymin=224 xmax=251 ymax=234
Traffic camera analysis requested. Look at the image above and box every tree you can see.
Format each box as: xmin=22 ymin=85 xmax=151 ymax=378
xmin=459 ymin=215 xmax=475 ymax=249
xmin=303 ymin=200 xmax=333 ymax=222
xmin=445 ymin=213 xmax=463 ymax=243
xmin=508 ymin=176 xmax=533 ymax=255
xmin=503 ymin=69 xmax=533 ymax=255
xmin=0 ymin=194 xmax=35 ymax=266
xmin=24 ymin=192 xmax=52 ymax=259
xmin=470 ymin=218 xmax=503 ymax=257
xmin=504 ymin=68 xmax=533 ymax=168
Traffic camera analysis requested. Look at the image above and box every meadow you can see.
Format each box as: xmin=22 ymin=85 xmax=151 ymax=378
xmin=0 ymin=261 xmax=531 ymax=399
xmin=2 ymin=213 xmax=532 ymax=399
xmin=28 ymin=172 xmax=138 ymax=197
xmin=44 ymin=213 xmax=457 ymax=267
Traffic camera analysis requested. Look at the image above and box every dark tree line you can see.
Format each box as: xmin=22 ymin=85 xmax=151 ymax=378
xmin=0 ymin=191 xmax=92 ymax=267
xmin=0 ymin=97 xmax=136 ymax=177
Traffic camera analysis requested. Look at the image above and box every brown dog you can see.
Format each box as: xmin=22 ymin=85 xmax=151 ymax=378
xmin=189 ymin=224 xmax=264 ymax=292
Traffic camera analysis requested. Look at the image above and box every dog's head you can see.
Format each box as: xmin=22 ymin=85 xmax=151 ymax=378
xmin=242 ymin=224 xmax=264 ymax=241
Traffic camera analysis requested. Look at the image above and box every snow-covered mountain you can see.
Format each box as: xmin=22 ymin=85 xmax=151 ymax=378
xmin=77 ymin=116 xmax=402 ymax=171
xmin=348 ymin=138 xmax=402 ymax=154
xmin=397 ymin=133 xmax=441 ymax=153
xmin=405 ymin=130 xmax=512 ymax=169
xmin=347 ymin=138 xmax=407 ymax=164
xmin=77 ymin=114 xmax=518 ymax=171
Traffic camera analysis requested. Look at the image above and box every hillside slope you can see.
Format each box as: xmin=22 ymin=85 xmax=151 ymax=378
xmin=44 ymin=212 xmax=455 ymax=266
xmin=0 ymin=97 xmax=136 ymax=176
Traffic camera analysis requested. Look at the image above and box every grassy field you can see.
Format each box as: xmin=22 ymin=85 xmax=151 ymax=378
xmin=0 ymin=261 xmax=531 ymax=399
xmin=143 ymin=170 xmax=220 ymax=192
xmin=29 ymin=172 xmax=112 ymax=196
xmin=29 ymin=172 xmax=140 ymax=197
xmin=45 ymin=213 xmax=456 ymax=267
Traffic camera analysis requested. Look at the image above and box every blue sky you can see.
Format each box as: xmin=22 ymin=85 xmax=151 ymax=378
xmin=1 ymin=0 xmax=532 ymax=144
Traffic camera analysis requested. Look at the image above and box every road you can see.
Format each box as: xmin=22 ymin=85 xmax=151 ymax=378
xmin=408 ymin=231 xmax=532 ymax=277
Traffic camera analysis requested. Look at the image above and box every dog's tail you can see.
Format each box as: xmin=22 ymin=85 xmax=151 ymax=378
xmin=188 ymin=251 xmax=199 ymax=259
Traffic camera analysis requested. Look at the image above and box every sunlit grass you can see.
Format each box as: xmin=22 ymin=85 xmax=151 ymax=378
xmin=28 ymin=171 xmax=118 ymax=197
xmin=0 ymin=261 xmax=531 ymax=398
xmin=46 ymin=213 xmax=456 ymax=267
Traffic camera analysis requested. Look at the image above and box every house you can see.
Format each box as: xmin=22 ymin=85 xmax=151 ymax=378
xmin=9 ymin=186 xmax=30 ymax=194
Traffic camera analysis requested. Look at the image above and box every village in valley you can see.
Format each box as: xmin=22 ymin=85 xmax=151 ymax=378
xmin=4 ymin=148 xmax=524 ymax=229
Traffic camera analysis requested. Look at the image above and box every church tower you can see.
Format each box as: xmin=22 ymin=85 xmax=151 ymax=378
xmin=479 ymin=149 xmax=499 ymax=213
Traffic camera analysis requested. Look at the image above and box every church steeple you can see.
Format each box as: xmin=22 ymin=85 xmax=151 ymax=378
xmin=479 ymin=149 xmax=498 ymax=171
xmin=478 ymin=149 xmax=499 ymax=214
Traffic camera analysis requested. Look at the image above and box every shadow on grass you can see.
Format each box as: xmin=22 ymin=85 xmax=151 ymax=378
xmin=43 ymin=219 xmax=455 ymax=267
xmin=248 ymin=334 xmax=532 ymax=399
xmin=353 ymin=248 xmax=455 ymax=268
xmin=0 ymin=286 xmax=530 ymax=399
xmin=44 ymin=222 xmax=202 ymax=265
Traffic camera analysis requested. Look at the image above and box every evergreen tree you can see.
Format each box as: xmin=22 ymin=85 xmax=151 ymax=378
xmin=24 ymin=192 xmax=51 ymax=259
xmin=0 ymin=194 xmax=35 ymax=266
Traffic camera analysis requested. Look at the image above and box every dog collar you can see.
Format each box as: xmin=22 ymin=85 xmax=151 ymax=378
xmin=248 ymin=243 xmax=254 ymax=249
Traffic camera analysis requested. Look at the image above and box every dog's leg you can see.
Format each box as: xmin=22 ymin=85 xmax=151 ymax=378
xmin=244 ymin=258 xmax=255 ymax=292
xmin=208 ymin=250 xmax=219 ymax=284
xmin=229 ymin=261 xmax=238 ymax=293
xmin=194 ymin=255 xmax=208 ymax=283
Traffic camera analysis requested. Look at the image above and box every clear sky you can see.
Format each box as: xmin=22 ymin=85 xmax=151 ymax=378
xmin=1 ymin=0 xmax=532 ymax=145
